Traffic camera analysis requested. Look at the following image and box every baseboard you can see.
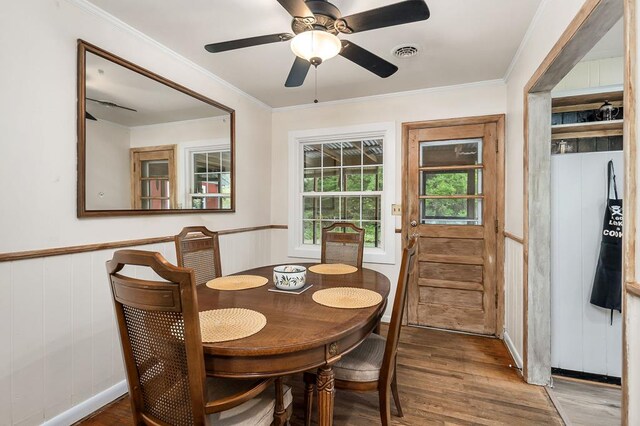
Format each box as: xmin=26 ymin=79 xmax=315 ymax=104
xmin=42 ymin=381 xmax=127 ymax=425
xmin=503 ymin=330 xmax=523 ymax=369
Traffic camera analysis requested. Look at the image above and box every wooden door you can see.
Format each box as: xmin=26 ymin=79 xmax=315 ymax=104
xmin=130 ymin=145 xmax=177 ymax=209
xmin=406 ymin=121 xmax=498 ymax=335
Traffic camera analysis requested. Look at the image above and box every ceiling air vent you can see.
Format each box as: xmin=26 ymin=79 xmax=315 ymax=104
xmin=392 ymin=44 xmax=419 ymax=59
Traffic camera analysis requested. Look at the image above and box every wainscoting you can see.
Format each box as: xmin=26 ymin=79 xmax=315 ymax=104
xmin=0 ymin=228 xmax=273 ymax=425
xmin=504 ymin=236 xmax=524 ymax=368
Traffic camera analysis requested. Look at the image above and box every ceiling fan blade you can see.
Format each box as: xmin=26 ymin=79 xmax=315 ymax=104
xmin=276 ymin=0 xmax=314 ymax=18
xmin=205 ymin=33 xmax=294 ymax=53
xmin=285 ymin=57 xmax=311 ymax=87
xmin=335 ymin=0 xmax=430 ymax=34
xmin=85 ymin=111 xmax=97 ymax=121
xmin=86 ymin=98 xmax=138 ymax=112
xmin=339 ymin=41 xmax=398 ymax=78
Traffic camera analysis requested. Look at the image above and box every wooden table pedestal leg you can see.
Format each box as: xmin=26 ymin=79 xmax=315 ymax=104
xmin=316 ymin=365 xmax=335 ymax=426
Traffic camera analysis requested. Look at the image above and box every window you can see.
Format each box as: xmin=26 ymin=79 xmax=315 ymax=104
xmin=419 ymin=139 xmax=483 ymax=225
xmin=288 ymin=123 xmax=395 ymax=264
xmin=189 ymin=149 xmax=231 ymax=209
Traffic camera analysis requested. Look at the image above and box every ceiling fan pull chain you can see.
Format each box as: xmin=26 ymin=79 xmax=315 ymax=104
xmin=314 ymin=66 xmax=318 ymax=104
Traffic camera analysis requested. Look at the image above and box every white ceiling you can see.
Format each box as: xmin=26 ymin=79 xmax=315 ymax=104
xmin=86 ymin=51 xmax=228 ymax=126
xmin=88 ymin=0 xmax=543 ymax=108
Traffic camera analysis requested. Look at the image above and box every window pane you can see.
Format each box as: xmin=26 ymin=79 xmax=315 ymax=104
xmin=221 ymin=197 xmax=231 ymax=209
xmin=303 ymin=220 xmax=321 ymax=245
xmin=342 ymin=141 xmax=362 ymax=166
xmin=322 ymin=168 xmax=341 ymax=192
xmin=221 ymin=151 xmax=231 ymax=172
xmin=421 ymin=198 xmax=483 ymax=225
xmin=343 ymin=196 xmax=360 ymax=220
xmin=192 ymin=197 xmax=203 ymax=209
xmin=421 ymin=170 xmax=482 ymax=196
xmin=363 ymin=139 xmax=383 ymax=165
xmin=207 ymin=152 xmax=221 ymax=173
xmin=194 ymin=174 xmax=206 ymax=193
xmin=362 ymin=196 xmax=381 ymax=220
xmin=363 ymin=166 xmax=382 ymax=191
xmin=194 ymin=153 xmax=207 ymax=173
xmin=304 ymin=144 xmax=322 ymax=168
xmin=304 ymin=169 xmax=322 ymax=192
xmin=342 ymin=168 xmax=362 ymax=191
xmin=322 ymin=143 xmax=341 ymax=167
xmin=362 ymin=222 xmax=382 ymax=248
xmin=304 ymin=196 xmax=320 ymax=219
xmin=220 ymin=173 xmax=231 ymax=194
xmin=420 ymin=139 xmax=481 ymax=167
xmin=144 ymin=160 xmax=168 ymax=178
xmin=321 ymin=196 xmax=340 ymax=219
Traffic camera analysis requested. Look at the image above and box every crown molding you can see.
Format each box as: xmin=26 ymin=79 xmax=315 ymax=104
xmin=503 ymin=0 xmax=550 ymax=83
xmin=272 ymin=79 xmax=506 ymax=113
xmin=65 ymin=0 xmax=271 ymax=110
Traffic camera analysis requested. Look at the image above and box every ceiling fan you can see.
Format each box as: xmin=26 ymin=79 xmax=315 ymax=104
xmin=86 ymin=97 xmax=137 ymax=112
xmin=204 ymin=0 xmax=430 ymax=87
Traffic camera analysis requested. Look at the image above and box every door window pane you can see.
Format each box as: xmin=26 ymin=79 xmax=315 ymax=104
xmin=421 ymin=170 xmax=482 ymax=196
xmin=420 ymin=139 xmax=482 ymax=167
xmin=421 ymin=198 xmax=482 ymax=225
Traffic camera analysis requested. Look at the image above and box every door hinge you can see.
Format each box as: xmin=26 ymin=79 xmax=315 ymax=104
xmin=495 ymin=219 xmax=499 ymax=234
xmin=496 ymin=142 xmax=499 ymax=153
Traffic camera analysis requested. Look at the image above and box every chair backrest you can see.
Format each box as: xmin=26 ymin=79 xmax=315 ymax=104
xmin=380 ymin=238 xmax=418 ymax=386
xmin=321 ymin=222 xmax=365 ymax=268
xmin=107 ymin=249 xmax=209 ymax=425
xmin=175 ymin=226 xmax=222 ymax=286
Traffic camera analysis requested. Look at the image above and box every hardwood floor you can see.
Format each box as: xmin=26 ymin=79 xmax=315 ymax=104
xmin=76 ymin=326 xmax=562 ymax=425
xmin=550 ymin=376 xmax=621 ymax=426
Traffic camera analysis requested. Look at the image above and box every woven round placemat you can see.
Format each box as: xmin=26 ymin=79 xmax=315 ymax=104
xmin=206 ymin=275 xmax=268 ymax=290
xmin=309 ymin=263 xmax=358 ymax=275
xmin=312 ymin=287 xmax=383 ymax=309
xmin=199 ymin=308 xmax=266 ymax=343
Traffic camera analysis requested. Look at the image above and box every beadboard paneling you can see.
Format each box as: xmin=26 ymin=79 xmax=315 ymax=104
xmin=0 ymin=230 xmax=272 ymax=425
xmin=505 ymin=237 xmax=524 ymax=368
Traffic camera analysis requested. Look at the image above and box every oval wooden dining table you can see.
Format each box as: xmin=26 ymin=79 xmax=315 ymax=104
xmin=196 ymin=263 xmax=391 ymax=426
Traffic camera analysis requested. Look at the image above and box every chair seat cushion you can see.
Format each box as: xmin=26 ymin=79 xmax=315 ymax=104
xmin=207 ymin=378 xmax=292 ymax=426
xmin=333 ymin=333 xmax=386 ymax=382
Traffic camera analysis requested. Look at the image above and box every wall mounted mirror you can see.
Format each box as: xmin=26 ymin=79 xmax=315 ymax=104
xmin=77 ymin=40 xmax=235 ymax=217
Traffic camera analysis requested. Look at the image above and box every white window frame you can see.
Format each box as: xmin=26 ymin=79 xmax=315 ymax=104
xmin=288 ymin=122 xmax=396 ymax=264
xmin=181 ymin=139 xmax=230 ymax=209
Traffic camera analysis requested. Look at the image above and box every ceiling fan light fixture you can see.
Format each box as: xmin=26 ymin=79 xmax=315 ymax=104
xmin=290 ymin=30 xmax=341 ymax=64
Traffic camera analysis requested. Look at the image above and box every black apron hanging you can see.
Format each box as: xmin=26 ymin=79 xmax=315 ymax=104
xmin=590 ymin=160 xmax=623 ymax=320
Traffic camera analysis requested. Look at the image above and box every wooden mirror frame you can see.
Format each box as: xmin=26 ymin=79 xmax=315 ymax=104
xmin=77 ymin=40 xmax=236 ymax=217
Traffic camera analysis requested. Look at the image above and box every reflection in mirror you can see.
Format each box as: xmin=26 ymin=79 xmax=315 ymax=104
xmin=78 ymin=41 xmax=234 ymax=216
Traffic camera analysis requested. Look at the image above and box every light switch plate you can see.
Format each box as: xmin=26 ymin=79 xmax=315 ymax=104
xmin=392 ymin=204 xmax=402 ymax=216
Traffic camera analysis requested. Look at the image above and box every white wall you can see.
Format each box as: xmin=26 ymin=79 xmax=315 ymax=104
xmin=85 ymin=119 xmax=130 ymax=210
xmin=0 ymin=0 xmax=272 ymax=253
xmin=551 ymin=152 xmax=623 ymax=377
xmin=502 ymin=0 xmax=592 ymax=367
xmin=553 ymin=56 xmax=624 ymax=93
xmin=0 ymin=1 xmax=273 ymax=424
xmin=270 ymin=82 xmax=507 ymax=319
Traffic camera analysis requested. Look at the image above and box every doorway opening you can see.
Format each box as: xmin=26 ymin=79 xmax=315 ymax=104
xmin=523 ymin=0 xmax=628 ymax=423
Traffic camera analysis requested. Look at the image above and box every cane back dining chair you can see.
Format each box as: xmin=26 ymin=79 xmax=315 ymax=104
xmin=175 ymin=226 xmax=222 ymax=286
xmin=321 ymin=222 xmax=366 ymax=268
xmin=106 ymin=249 xmax=292 ymax=425
xmin=304 ymin=237 xmax=418 ymax=426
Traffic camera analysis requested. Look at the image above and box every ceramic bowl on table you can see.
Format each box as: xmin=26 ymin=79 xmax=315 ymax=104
xmin=273 ymin=265 xmax=307 ymax=290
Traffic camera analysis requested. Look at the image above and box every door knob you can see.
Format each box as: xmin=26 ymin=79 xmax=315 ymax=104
xmin=410 ymin=220 xmax=417 ymax=227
